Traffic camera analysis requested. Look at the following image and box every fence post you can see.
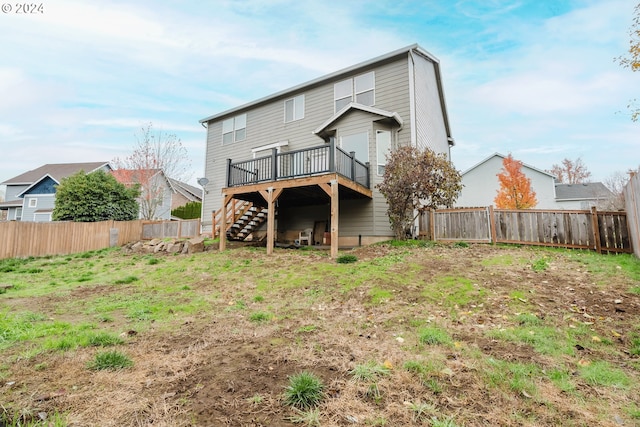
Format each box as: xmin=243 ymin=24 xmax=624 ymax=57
xmin=488 ymin=205 xmax=497 ymax=244
xmin=590 ymin=206 xmax=602 ymax=254
xmin=430 ymin=209 xmax=436 ymax=241
xmin=212 ymin=210 xmax=216 ymax=238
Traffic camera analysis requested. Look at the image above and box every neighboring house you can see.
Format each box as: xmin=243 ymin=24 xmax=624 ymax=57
xmin=455 ymin=153 xmax=612 ymax=210
xmin=167 ymin=178 xmax=203 ymax=211
xmin=111 ymin=169 xmax=173 ymax=220
xmin=200 ymin=44 xmax=455 ymax=251
xmin=0 ymin=162 xmax=112 ymax=222
xmin=555 ymin=182 xmax=613 ymax=210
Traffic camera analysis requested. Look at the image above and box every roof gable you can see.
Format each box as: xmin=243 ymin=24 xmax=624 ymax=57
xmin=17 ymin=175 xmax=58 ymax=197
xmin=313 ymin=103 xmax=404 ymax=139
xmin=1 ymin=162 xmax=112 ymax=186
xmin=462 ymin=153 xmax=556 ymax=179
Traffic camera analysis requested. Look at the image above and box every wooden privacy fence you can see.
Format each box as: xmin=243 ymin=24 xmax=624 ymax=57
xmin=623 ymin=172 xmax=640 ymax=259
xmin=141 ymin=219 xmax=200 ymax=240
xmin=0 ymin=219 xmax=201 ymax=259
xmin=419 ymin=207 xmax=632 ymax=254
xmin=0 ymin=220 xmax=145 ymax=259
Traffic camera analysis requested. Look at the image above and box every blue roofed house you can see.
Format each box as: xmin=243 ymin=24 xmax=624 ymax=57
xmin=0 ymin=162 xmax=112 ymax=222
xmin=198 ymin=44 xmax=456 ymax=255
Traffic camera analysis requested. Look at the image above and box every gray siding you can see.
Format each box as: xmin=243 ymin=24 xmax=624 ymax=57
xmin=412 ymin=53 xmax=449 ymax=156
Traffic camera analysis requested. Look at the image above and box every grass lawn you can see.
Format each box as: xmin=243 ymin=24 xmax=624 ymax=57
xmin=1 ymin=241 xmax=639 ymax=426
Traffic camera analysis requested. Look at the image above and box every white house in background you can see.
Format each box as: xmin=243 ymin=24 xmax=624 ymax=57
xmin=554 ymin=182 xmax=613 ymax=210
xmin=456 ymin=153 xmax=558 ymax=209
xmin=0 ymin=162 xmax=112 ymax=222
xmin=455 ymin=153 xmax=614 ymax=210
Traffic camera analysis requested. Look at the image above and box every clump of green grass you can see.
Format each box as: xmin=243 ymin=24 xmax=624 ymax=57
xmin=114 ymin=276 xmax=139 ymax=285
xmin=147 ymin=257 xmax=160 ymax=265
xmin=515 ymin=313 xmax=542 ymax=326
xmin=580 ymin=361 xmax=630 ymax=388
xmin=422 ymin=276 xmax=486 ymax=308
xmin=86 ymin=332 xmax=124 ymax=347
xmin=453 ymin=241 xmax=469 ymax=248
xmin=531 ymin=257 xmax=549 ymax=272
xmin=350 ymin=361 xmax=392 ymax=382
xmin=418 ymin=326 xmax=452 ymax=346
xmin=87 ymin=350 xmax=133 ymax=371
xmin=336 ymin=254 xmax=358 ymax=264
xmin=284 ymin=372 xmax=324 ymax=409
xmin=288 ymin=408 xmax=321 ymax=426
xmin=249 ymin=311 xmax=273 ymax=323
xmin=406 ymin=401 xmax=435 ymax=422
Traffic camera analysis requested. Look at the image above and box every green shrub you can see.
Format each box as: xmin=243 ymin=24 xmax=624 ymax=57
xmin=336 ymin=254 xmax=358 ymax=264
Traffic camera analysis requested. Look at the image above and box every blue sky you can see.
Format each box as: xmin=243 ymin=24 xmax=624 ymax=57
xmin=0 ymin=0 xmax=638 ymax=191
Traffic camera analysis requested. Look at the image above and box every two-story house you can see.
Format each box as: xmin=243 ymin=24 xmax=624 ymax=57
xmin=0 ymin=162 xmax=112 ymax=222
xmin=200 ymin=44 xmax=455 ymax=256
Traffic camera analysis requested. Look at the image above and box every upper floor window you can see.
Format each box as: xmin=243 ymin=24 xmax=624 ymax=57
xmin=28 ymin=198 xmax=37 ymax=208
xmin=284 ymin=95 xmax=305 ymax=122
xmin=334 ymin=71 xmax=375 ymax=112
xmin=222 ymin=113 xmax=247 ymax=145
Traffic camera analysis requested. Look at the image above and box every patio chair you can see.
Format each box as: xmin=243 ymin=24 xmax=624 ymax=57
xmin=299 ymin=228 xmax=313 ymax=246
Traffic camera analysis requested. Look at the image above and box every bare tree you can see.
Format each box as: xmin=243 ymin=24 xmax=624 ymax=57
xmin=112 ymin=123 xmax=192 ymax=220
xmin=548 ymin=157 xmax=592 ymax=184
xmin=603 ymin=166 xmax=640 ymax=210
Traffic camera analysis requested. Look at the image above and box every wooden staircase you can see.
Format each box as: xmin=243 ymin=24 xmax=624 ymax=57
xmin=212 ymin=199 xmax=269 ymax=241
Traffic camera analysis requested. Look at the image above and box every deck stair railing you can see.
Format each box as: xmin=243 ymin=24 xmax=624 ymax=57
xmin=212 ymin=199 xmax=269 ymax=241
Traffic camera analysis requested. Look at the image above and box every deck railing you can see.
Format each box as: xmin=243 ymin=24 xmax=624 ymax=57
xmin=227 ymin=140 xmax=370 ymax=188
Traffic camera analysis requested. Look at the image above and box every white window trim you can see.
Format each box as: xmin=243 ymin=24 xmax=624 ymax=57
xmin=252 ymin=141 xmax=289 ymax=158
xmin=376 ymin=130 xmax=391 ymax=176
xmin=28 ymin=198 xmax=37 ymax=208
xmin=33 ymin=212 xmax=52 ymax=222
xmin=284 ymin=95 xmax=305 ymax=123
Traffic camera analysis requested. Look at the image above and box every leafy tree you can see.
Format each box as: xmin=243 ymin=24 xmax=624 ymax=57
xmin=171 ymin=201 xmax=202 ymax=219
xmin=548 ymin=157 xmax=592 ymax=184
xmin=494 ymin=154 xmax=538 ymax=209
xmin=616 ymin=2 xmax=640 ymax=121
xmin=112 ymin=123 xmax=191 ymax=220
xmin=52 ymin=170 xmax=140 ymax=222
xmin=377 ymin=145 xmax=462 ymax=240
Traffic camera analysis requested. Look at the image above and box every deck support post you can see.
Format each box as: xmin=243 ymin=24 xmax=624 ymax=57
xmin=330 ymin=179 xmax=339 ymax=259
xmin=219 ymin=193 xmax=230 ymax=252
xmin=259 ymin=187 xmax=283 ymax=255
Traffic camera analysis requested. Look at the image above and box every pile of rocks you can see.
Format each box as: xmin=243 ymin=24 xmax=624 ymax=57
xmin=123 ymin=237 xmax=205 ymax=255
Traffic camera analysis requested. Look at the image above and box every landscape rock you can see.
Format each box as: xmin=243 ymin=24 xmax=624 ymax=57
xmin=123 ymin=238 xmax=203 ymax=255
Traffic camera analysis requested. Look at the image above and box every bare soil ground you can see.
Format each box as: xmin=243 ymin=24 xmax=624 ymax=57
xmin=1 ymin=243 xmax=639 ymax=426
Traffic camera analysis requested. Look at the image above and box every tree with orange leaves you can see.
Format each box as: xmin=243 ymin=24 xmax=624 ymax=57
xmin=494 ymin=154 xmax=538 ymax=209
